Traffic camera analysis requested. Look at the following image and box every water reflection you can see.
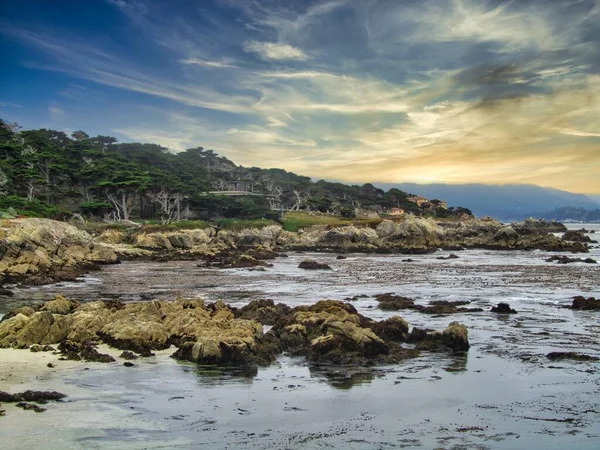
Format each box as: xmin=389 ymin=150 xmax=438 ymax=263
xmin=309 ymin=364 xmax=383 ymax=389
xmin=443 ymin=354 xmax=468 ymax=373
xmin=180 ymin=362 xmax=258 ymax=384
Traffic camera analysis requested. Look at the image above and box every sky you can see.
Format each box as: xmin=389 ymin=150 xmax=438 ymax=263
xmin=1 ymin=0 xmax=599 ymax=194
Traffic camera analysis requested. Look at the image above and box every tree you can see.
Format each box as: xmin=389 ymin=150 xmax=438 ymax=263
xmin=71 ymin=130 xmax=89 ymax=141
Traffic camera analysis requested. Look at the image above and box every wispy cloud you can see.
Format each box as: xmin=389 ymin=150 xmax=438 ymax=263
xmin=243 ymin=41 xmax=308 ymax=61
xmin=178 ymin=58 xmax=239 ymax=69
xmin=48 ymin=105 xmax=65 ymax=120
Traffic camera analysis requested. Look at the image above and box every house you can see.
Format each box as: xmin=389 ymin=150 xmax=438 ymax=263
xmin=407 ymin=195 xmax=429 ymax=207
xmin=386 ymin=207 xmax=405 ymax=216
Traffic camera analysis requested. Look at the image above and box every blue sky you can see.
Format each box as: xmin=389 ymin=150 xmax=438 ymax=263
xmin=1 ymin=0 xmax=599 ymax=194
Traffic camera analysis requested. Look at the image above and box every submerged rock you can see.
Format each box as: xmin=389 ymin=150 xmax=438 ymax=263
xmin=375 ymin=294 xmax=482 ymax=314
xmin=491 ymin=303 xmax=518 ymax=314
xmin=298 ymin=259 xmax=332 ymax=270
xmin=375 ymin=293 xmax=415 ymax=310
xmin=546 ymin=352 xmax=599 ymax=362
xmin=546 ymin=255 xmax=597 ymax=264
xmin=571 ymin=296 xmax=600 ymax=311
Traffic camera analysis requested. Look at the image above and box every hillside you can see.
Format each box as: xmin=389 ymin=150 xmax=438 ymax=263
xmin=375 ymin=183 xmax=600 ymax=221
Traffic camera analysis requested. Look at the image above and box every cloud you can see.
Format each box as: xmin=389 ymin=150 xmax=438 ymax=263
xmin=243 ymin=40 xmax=308 ymax=60
xmin=179 ymin=58 xmax=239 ymax=69
xmin=48 ymin=105 xmax=65 ymax=120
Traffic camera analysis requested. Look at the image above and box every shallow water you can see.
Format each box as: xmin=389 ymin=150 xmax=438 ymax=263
xmin=1 ymin=224 xmax=599 ymax=449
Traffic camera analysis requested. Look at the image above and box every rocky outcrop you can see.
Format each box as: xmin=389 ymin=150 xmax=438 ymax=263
xmin=1 ymin=296 xmax=470 ymax=366
xmin=276 ymin=217 xmax=584 ymax=254
xmin=0 ymin=218 xmax=118 ymax=284
xmin=270 ymin=300 xmax=468 ymax=365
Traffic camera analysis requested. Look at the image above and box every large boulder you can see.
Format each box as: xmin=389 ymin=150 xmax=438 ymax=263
xmin=493 ymin=226 xmax=519 ymax=247
xmin=0 ymin=311 xmax=54 ymax=348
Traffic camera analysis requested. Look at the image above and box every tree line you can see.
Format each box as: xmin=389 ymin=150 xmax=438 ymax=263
xmin=0 ymin=119 xmax=469 ymax=222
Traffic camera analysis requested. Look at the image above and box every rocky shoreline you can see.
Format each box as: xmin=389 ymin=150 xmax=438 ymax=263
xmin=0 ymin=217 xmax=588 ymax=292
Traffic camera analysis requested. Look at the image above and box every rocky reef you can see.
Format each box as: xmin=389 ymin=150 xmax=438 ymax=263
xmin=0 ymin=296 xmax=469 ymax=368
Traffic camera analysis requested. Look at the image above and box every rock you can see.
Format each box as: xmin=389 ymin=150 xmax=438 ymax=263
xmin=384 ymin=217 xmax=445 ymax=249
xmin=571 ymin=296 xmax=600 ymax=311
xmin=15 ymin=402 xmax=46 ymax=413
xmin=244 ymin=246 xmax=276 ymax=260
xmin=546 ymin=255 xmax=597 ymax=264
xmin=0 ymin=218 xmax=118 ymax=285
xmin=298 ymin=259 xmax=332 ymax=270
xmin=511 ymin=218 xmax=567 ymax=234
xmin=96 ymin=228 xmax=125 ymax=244
xmin=98 ymin=319 xmax=170 ymax=353
xmin=29 ymin=344 xmax=55 ymax=352
xmin=0 ymin=287 xmax=14 ymax=297
xmin=436 ymin=253 xmax=460 ymax=260
xmin=442 ymin=322 xmax=470 ymax=351
xmin=491 ymin=303 xmax=518 ymax=314
xmin=120 ymin=351 xmax=138 ymax=360
xmin=562 ymin=230 xmax=594 ymax=243
xmin=171 ymin=319 xmax=273 ymax=366
xmin=375 ymin=293 xmax=415 ymax=310
xmin=209 ymin=253 xmax=273 ymax=269
xmin=493 ymin=226 xmax=519 ymax=246
xmin=546 ymin=352 xmax=599 ymax=361
xmin=40 ymin=295 xmax=80 ymax=315
xmin=123 ymin=362 xmax=135 ymax=367
xmin=408 ymin=322 xmax=470 ymax=352
xmin=79 ymin=343 xmax=116 ymax=363
xmin=234 ymin=299 xmax=291 ymax=325
xmin=58 ymin=340 xmax=115 ymax=362
xmin=2 ymin=311 xmax=55 ymax=348
xmin=0 ymin=306 xmax=36 ymax=323
xmin=0 ymin=390 xmax=66 ymax=403
xmin=375 ymin=220 xmax=398 ymax=239
xmin=371 ymin=316 xmax=409 ymax=342
xmin=336 ymin=255 xmax=347 ymax=260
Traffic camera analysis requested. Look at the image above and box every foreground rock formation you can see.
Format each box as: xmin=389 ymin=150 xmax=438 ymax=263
xmin=0 ymin=297 xmax=469 ymax=367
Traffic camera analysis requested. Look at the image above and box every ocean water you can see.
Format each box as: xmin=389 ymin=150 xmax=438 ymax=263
xmin=0 ymin=224 xmax=599 ymax=449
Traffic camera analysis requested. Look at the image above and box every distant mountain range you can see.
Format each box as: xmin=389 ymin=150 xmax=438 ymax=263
xmin=373 ymin=183 xmax=600 ymax=221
